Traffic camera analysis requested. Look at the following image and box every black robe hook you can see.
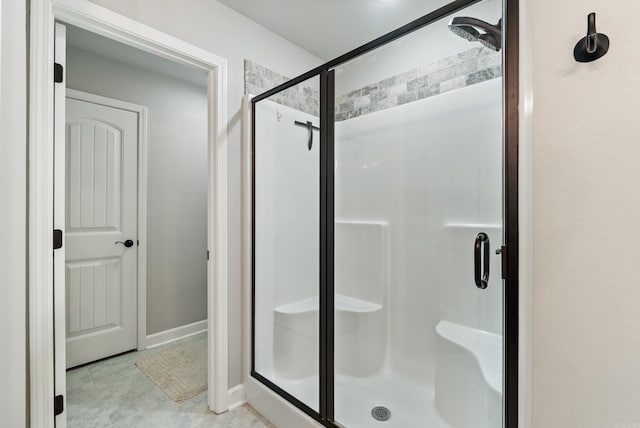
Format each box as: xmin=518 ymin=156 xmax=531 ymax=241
xmin=294 ymin=120 xmax=319 ymax=151
xmin=574 ymin=12 xmax=609 ymax=62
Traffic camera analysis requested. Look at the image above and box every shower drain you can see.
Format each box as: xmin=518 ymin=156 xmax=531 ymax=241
xmin=371 ymin=406 xmax=391 ymax=422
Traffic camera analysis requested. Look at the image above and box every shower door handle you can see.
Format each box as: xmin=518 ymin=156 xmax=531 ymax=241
xmin=474 ymin=233 xmax=490 ymax=289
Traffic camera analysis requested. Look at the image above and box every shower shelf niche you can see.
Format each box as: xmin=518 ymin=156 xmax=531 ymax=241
xmin=275 ymin=294 xmax=382 ymax=314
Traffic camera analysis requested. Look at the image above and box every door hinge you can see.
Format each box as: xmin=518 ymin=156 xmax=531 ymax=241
xmin=54 ymin=63 xmax=63 ymax=83
xmin=206 ymin=250 xmax=210 ymax=260
xmin=53 ymin=229 xmax=63 ymax=250
xmin=496 ymin=245 xmax=507 ymax=279
xmin=54 ymin=395 xmax=64 ymax=416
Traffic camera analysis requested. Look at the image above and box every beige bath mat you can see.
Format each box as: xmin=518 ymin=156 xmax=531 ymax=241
xmin=136 ymin=340 xmax=207 ymax=402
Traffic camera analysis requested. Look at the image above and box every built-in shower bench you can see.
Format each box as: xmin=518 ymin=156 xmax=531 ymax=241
xmin=436 ymin=321 xmax=502 ymax=394
xmin=273 ymin=294 xmax=384 ymax=379
xmin=435 ymin=321 xmax=502 ymax=428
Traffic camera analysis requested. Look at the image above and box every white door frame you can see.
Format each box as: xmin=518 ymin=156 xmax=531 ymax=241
xmin=29 ymin=0 xmax=229 ymax=425
xmin=64 ymin=88 xmax=150 ymax=354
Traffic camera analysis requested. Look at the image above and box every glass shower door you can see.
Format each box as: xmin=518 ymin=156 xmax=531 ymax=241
xmin=332 ymin=0 xmax=504 ymax=426
xmin=252 ymin=75 xmax=322 ymax=413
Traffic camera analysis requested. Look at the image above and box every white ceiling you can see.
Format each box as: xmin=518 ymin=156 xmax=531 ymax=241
xmin=217 ymin=0 xmax=456 ymax=60
xmin=66 ymin=25 xmax=209 ymax=87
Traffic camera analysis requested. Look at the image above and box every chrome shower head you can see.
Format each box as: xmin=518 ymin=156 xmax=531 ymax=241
xmin=449 ymin=17 xmax=502 ymax=51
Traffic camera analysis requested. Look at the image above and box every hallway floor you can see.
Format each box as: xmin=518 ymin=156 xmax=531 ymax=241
xmin=66 ymin=333 xmax=273 ymax=427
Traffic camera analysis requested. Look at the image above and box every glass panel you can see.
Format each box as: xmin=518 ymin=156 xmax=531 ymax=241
xmin=332 ymin=0 xmax=504 ymax=426
xmin=253 ymin=75 xmax=321 ymax=411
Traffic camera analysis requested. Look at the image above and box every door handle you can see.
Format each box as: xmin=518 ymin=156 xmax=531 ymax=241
xmin=115 ymin=239 xmax=134 ymax=248
xmin=474 ymin=233 xmax=490 ymax=289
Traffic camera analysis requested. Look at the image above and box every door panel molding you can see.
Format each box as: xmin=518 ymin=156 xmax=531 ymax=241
xmin=66 ymin=118 xmax=123 ymax=232
xmin=65 ymin=257 xmax=121 ymax=337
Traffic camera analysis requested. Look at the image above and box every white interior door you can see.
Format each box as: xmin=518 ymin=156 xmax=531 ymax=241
xmin=65 ymin=92 xmax=139 ymax=368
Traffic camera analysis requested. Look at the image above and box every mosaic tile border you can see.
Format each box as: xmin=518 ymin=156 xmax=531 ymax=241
xmin=245 ymin=46 xmax=501 ymax=122
xmin=335 ymin=46 xmax=501 ymax=121
xmin=244 ymin=59 xmax=319 ymax=117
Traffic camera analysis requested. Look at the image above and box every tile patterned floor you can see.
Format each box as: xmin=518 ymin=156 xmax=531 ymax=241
xmin=66 ymin=334 xmax=274 ymax=427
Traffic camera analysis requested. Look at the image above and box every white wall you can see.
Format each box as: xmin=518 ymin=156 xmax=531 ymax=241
xmin=531 ymin=1 xmax=640 ymax=427
xmin=86 ymin=0 xmax=322 ymax=387
xmin=0 ymin=0 xmax=27 ymax=426
xmin=66 ymin=46 xmax=209 ymax=335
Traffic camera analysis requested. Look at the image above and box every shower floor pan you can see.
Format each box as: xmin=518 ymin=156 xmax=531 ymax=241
xmin=264 ymin=373 xmax=450 ymax=428
xmin=261 ymin=321 xmax=502 ymax=427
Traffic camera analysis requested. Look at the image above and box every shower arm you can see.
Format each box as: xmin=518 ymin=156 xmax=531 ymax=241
xmin=294 ymin=120 xmax=319 ymax=151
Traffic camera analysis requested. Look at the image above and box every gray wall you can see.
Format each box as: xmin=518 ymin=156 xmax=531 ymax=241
xmin=0 ymin=0 xmax=27 ymax=426
xmin=67 ymin=47 xmax=209 ymax=335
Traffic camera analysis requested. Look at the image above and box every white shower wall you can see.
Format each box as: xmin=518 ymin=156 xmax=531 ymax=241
xmin=252 ymin=71 xmax=503 ymax=428
xmin=334 ymin=77 xmax=503 ymax=383
xmin=255 ymin=77 xmax=502 ymax=376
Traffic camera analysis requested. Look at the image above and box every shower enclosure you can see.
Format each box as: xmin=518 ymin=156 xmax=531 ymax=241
xmin=248 ymin=0 xmax=518 ymax=427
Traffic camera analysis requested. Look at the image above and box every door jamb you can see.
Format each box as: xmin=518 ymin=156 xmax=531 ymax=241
xmin=64 ymin=88 xmax=149 ymax=352
xmin=29 ymin=0 xmax=230 ymax=425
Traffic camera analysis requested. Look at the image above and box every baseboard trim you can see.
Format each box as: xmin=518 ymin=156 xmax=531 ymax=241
xmin=228 ymin=384 xmax=246 ymax=410
xmin=143 ymin=319 xmax=207 ymax=349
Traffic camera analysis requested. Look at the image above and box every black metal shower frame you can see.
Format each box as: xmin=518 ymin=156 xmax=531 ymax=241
xmin=250 ymin=0 xmax=519 ymax=425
